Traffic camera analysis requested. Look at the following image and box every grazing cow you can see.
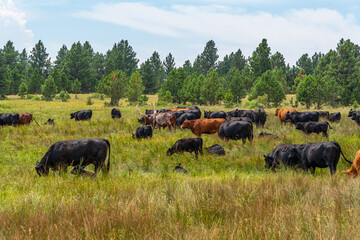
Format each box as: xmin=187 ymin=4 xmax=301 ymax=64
xmin=19 ymin=113 xmax=33 ymax=125
xmin=206 ymin=144 xmax=225 ymax=156
xmin=348 ymin=109 xmax=360 ymax=118
xmin=204 ymin=111 xmax=227 ymax=119
xmin=111 ymin=108 xmax=121 ymax=119
xmin=0 ymin=113 xmax=19 ymax=126
xmin=328 ymin=112 xmax=341 ymax=122
xmin=226 ymin=109 xmax=242 ymax=118
xmin=259 ymin=132 xmax=280 ymax=139
xmin=295 ymin=122 xmax=332 ymax=137
xmin=70 ymin=165 xmax=96 ymax=178
xmin=285 ymin=111 xmax=319 ymax=124
xmin=349 ymin=109 xmax=360 ymax=125
xmin=276 ymin=109 xmax=297 ymax=123
xmin=44 ymin=119 xmax=55 ymax=125
xmin=136 ymin=104 xmax=176 ymax=131
xmin=317 ymin=111 xmax=329 ymax=119
xmin=254 ymin=108 xmax=267 ymax=126
xmin=289 ymin=141 xmax=352 ymax=175
xmin=167 ymin=138 xmax=203 ymax=158
xmin=132 ymin=126 xmax=153 ymax=139
xmin=173 ymin=163 xmax=188 ymax=174
xmin=70 ymin=110 xmax=92 ymax=121
xmin=264 ymin=144 xmax=304 ymax=171
xmin=181 ymin=118 xmax=226 ymax=136
xmin=218 ymin=121 xmax=253 ymax=144
xmin=35 ymin=138 xmax=110 ymax=176
xmin=342 ymin=150 xmax=360 ymax=177
xmin=176 ymin=112 xmax=199 ymax=126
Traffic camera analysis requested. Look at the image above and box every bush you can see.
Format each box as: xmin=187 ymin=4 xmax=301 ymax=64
xmin=91 ymin=93 xmax=101 ymax=99
xmin=138 ymin=95 xmax=148 ymax=105
xmin=100 ymin=94 xmax=104 ymax=100
xmin=86 ymin=96 xmax=93 ymax=105
xmin=243 ymin=100 xmax=261 ymax=109
xmin=224 ymin=92 xmax=234 ymax=108
xmin=27 ymin=94 xmax=34 ymax=100
xmin=33 ymin=96 xmax=41 ymax=101
xmin=59 ymin=91 xmax=71 ymax=102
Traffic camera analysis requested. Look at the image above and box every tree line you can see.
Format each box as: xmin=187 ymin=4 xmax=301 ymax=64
xmin=0 ymin=38 xmax=359 ymax=108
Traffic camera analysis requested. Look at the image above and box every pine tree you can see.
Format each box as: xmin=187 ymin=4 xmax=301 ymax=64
xmin=97 ymin=70 xmax=128 ymax=106
xmin=127 ymin=71 xmax=145 ymax=103
xmin=18 ymin=81 xmax=28 ymax=98
xmin=41 ymin=76 xmax=57 ymax=101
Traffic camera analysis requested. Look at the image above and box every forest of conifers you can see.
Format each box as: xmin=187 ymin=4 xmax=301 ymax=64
xmin=0 ymin=38 xmax=359 ymax=108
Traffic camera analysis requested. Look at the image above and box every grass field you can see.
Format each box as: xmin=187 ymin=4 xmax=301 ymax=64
xmin=1 ymin=94 xmax=360 ymax=239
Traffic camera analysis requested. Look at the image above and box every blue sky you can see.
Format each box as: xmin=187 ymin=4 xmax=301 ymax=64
xmin=1 ymin=0 xmax=360 ymax=66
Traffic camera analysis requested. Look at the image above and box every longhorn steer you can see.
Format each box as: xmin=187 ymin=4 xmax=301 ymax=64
xmin=136 ymin=104 xmax=176 ymax=131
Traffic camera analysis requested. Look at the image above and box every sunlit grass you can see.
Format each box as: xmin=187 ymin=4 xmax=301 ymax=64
xmin=0 ymin=94 xmax=360 ymax=239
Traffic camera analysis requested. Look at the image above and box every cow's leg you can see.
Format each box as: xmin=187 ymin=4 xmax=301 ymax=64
xmin=199 ymin=148 xmax=203 ymax=155
xmin=323 ymin=131 xmax=328 ymax=138
xmin=242 ymin=138 xmax=246 ymax=144
xmin=310 ymin=167 xmax=316 ymax=175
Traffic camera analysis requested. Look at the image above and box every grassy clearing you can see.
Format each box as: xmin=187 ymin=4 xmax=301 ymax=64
xmin=0 ymin=94 xmax=360 ymax=239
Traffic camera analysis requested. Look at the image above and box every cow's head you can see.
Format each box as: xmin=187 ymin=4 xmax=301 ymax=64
xmin=70 ymin=113 xmax=75 ymax=119
xmin=285 ymin=111 xmax=292 ymax=120
xmin=136 ymin=104 xmax=154 ymax=125
xmin=181 ymin=120 xmax=191 ymax=129
xmin=295 ymin=122 xmax=304 ymax=130
xmin=166 ymin=148 xmax=174 ymax=156
xmin=348 ymin=109 xmax=354 ymax=117
xmin=264 ymin=154 xmax=278 ymax=171
xmin=275 ymin=109 xmax=280 ymax=116
xmin=35 ymin=162 xmax=49 ymax=176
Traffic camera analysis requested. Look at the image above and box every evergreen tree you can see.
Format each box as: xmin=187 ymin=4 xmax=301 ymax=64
xmin=104 ymin=40 xmax=139 ymax=76
xmin=182 ymin=60 xmax=193 ymax=76
xmin=127 ymin=71 xmax=145 ymax=103
xmin=29 ymin=40 xmax=51 ymax=79
xmin=158 ymin=68 xmax=186 ymax=103
xmin=41 ymin=76 xmax=57 ymax=101
xmin=199 ymin=40 xmax=219 ymax=75
xmin=164 ymin=53 xmax=175 ymax=77
xmin=200 ymin=68 xmax=221 ymax=105
xmin=249 ymin=38 xmax=271 ymax=78
xmin=2 ymin=40 xmax=19 ymax=69
xmin=55 ymin=44 xmax=68 ymax=70
xmin=9 ymin=66 xmax=22 ymax=94
xmin=27 ymin=67 xmax=43 ymax=94
xmin=225 ymin=67 xmax=246 ymax=104
xmin=18 ymin=81 xmax=28 ymax=98
xmin=296 ymin=75 xmax=317 ymax=108
xmin=249 ymin=69 xmax=286 ymax=106
xmin=271 ymin=51 xmax=286 ymax=72
xmin=71 ymin=79 xmax=82 ymax=94
xmin=139 ymin=59 xmax=156 ymax=94
xmin=296 ymin=53 xmax=314 ymax=75
xmin=97 ymin=70 xmax=128 ymax=106
xmin=0 ymin=51 xmax=7 ymax=97
xmin=150 ymin=51 xmax=165 ymax=92
xmin=17 ymin=49 xmax=28 ymax=76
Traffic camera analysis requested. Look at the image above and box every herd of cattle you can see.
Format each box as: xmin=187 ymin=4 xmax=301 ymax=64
xmin=1 ymin=105 xmax=360 ymax=178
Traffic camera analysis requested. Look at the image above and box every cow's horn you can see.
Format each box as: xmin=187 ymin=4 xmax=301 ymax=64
xmin=151 ymin=103 xmax=156 ymax=114
xmin=136 ymin=104 xmax=146 ymax=117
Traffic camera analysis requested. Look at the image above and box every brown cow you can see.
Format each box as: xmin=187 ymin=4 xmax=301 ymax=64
xmin=136 ymin=104 xmax=177 ymax=131
xmin=278 ymin=109 xmax=297 ymax=123
xmin=342 ymin=150 xmax=360 ymax=177
xmin=181 ymin=118 xmax=226 ymax=136
xmin=19 ymin=113 xmax=33 ymax=125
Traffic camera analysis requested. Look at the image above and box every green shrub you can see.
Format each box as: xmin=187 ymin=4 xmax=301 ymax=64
xmin=59 ymin=91 xmax=71 ymax=102
xmin=86 ymin=96 xmax=93 ymax=105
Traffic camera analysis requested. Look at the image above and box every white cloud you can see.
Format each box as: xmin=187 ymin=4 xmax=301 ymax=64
xmin=0 ymin=0 xmax=33 ymax=49
xmin=76 ymin=2 xmax=360 ymax=65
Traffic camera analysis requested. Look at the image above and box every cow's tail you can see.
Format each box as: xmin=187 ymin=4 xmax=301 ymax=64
xmin=103 ymin=139 xmax=111 ymax=172
xmin=335 ymin=142 xmax=353 ymax=164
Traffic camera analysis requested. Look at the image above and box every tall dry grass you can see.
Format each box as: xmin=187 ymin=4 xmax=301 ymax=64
xmin=0 ymin=94 xmax=359 ymax=239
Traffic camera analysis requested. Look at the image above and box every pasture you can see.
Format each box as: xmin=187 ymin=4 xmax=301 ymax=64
xmin=1 ymin=94 xmax=360 ymax=239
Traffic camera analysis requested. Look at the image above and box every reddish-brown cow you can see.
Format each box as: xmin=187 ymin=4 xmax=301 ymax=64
xmin=19 ymin=113 xmax=33 ymax=125
xmin=342 ymin=150 xmax=360 ymax=177
xmin=181 ymin=118 xmax=226 ymax=136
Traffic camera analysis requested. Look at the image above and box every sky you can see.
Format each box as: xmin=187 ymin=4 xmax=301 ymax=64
xmin=1 ymin=0 xmax=360 ymax=66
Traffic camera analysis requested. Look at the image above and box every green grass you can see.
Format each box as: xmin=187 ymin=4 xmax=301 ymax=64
xmin=0 ymin=94 xmax=360 ymax=239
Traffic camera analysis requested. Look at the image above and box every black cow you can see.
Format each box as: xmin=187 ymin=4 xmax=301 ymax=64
xmin=349 ymin=109 xmax=360 ymax=125
xmin=111 ymin=108 xmax=121 ymax=119
xmin=285 ymin=111 xmax=319 ymax=124
xmin=259 ymin=132 xmax=280 ymax=139
xmin=254 ymin=108 xmax=267 ymax=126
xmin=35 ymin=138 xmax=110 ymax=176
xmin=348 ymin=109 xmax=360 ymax=118
xmin=132 ymin=126 xmax=153 ymax=139
xmin=218 ymin=121 xmax=253 ymax=144
xmin=44 ymin=119 xmax=55 ymax=125
xmin=328 ymin=112 xmax=341 ymax=122
xmin=226 ymin=109 xmax=241 ymax=118
xmin=317 ymin=111 xmax=329 ymax=119
xmin=167 ymin=138 xmax=203 ymax=158
xmin=204 ymin=111 xmax=227 ymax=119
xmin=173 ymin=163 xmax=188 ymax=174
xmin=240 ymin=110 xmax=256 ymax=122
xmin=176 ymin=112 xmax=198 ymax=125
xmin=264 ymin=144 xmax=304 ymax=171
xmin=289 ymin=141 xmax=352 ymax=175
xmin=70 ymin=110 xmax=92 ymax=121
xmin=206 ymin=144 xmax=225 ymax=156
xmin=0 ymin=113 xmax=19 ymax=126
xmin=295 ymin=122 xmax=332 ymax=137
